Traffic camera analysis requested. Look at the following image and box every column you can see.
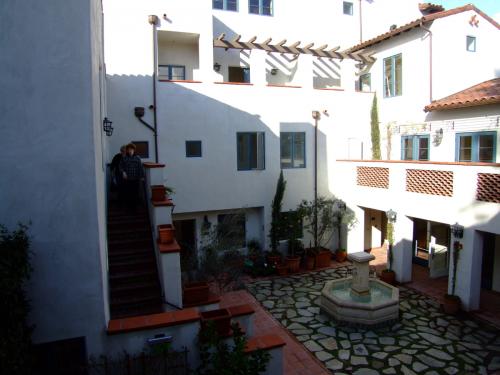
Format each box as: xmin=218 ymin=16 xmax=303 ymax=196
xmin=346 ymin=205 xmax=365 ymax=253
xmin=392 ymin=214 xmax=413 ymax=283
xmin=455 ymin=229 xmax=482 ymax=311
xmin=250 ymin=49 xmax=267 ymax=86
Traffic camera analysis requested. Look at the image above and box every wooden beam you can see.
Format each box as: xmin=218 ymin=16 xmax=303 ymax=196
xmin=232 ymin=34 xmax=241 ymax=43
xmin=216 ymin=33 xmax=226 ymax=41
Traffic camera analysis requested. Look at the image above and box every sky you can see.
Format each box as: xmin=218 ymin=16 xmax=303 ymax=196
xmin=432 ymin=0 xmax=500 ymax=21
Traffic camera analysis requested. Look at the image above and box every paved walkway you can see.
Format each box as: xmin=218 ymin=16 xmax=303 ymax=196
xmin=220 ymin=290 xmax=330 ymax=375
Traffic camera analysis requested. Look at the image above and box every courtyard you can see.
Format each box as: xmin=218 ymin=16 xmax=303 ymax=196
xmin=243 ymin=265 xmax=500 ymax=374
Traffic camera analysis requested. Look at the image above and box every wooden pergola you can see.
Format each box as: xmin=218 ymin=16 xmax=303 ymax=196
xmin=213 ymin=34 xmax=375 ymax=64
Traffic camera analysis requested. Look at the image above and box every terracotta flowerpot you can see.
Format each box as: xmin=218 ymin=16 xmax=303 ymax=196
xmin=442 ymin=294 xmax=461 ymax=315
xmin=151 ymin=185 xmax=166 ymax=201
xmin=315 ymin=250 xmax=332 ymax=268
xmin=276 ymin=264 xmax=288 ymax=276
xmin=267 ymin=254 xmax=281 ymax=266
xmin=380 ymin=270 xmax=396 ymax=285
xmin=158 ymin=224 xmax=175 ymax=244
xmin=200 ymin=308 xmax=232 ymax=336
xmin=336 ymin=250 xmax=347 ymax=263
xmin=306 ymin=255 xmax=315 ymax=270
xmin=287 ymin=256 xmax=301 ymax=273
xmin=183 ymin=282 xmax=209 ymax=305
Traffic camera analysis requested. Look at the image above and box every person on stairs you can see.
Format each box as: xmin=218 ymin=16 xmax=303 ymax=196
xmin=110 ymin=145 xmax=126 ymax=205
xmin=119 ymin=143 xmax=145 ymax=213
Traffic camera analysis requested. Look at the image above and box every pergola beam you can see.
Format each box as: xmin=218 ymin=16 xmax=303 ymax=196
xmin=213 ymin=36 xmax=375 ymax=64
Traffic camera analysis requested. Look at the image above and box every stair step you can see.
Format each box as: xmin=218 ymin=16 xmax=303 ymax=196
xmin=110 ymin=303 xmax=163 ymax=320
xmin=108 ymin=229 xmax=151 ymax=241
xmin=108 ymin=249 xmax=155 ymax=261
xmin=107 ymin=219 xmax=149 ymax=231
xmin=111 ymin=293 xmax=163 ymax=309
xmin=108 ymin=238 xmax=152 ymax=250
xmin=110 ymin=280 xmax=160 ymax=297
xmin=109 ymin=258 xmax=157 ymax=274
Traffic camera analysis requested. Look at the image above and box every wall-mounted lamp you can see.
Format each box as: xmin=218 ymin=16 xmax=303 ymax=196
xmin=312 ymin=110 xmax=321 ymax=120
xmin=213 ymin=62 xmax=221 ymax=72
xmin=270 ymin=68 xmax=278 ymax=75
xmin=103 ymin=117 xmax=113 ymax=136
xmin=386 ymin=209 xmax=397 ymax=224
xmin=450 ymin=222 xmax=464 ymax=239
xmin=323 ymin=109 xmax=329 ymax=116
xmin=433 ymin=127 xmax=444 ymax=146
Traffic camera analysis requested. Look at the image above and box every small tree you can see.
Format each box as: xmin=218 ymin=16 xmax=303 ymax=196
xmin=269 ymin=171 xmax=286 ymax=253
xmin=370 ymin=94 xmax=381 ymax=160
xmin=0 ymin=224 xmax=33 ymax=375
xmin=197 ymin=322 xmax=270 ymax=375
xmin=331 ymin=198 xmax=356 ymax=251
xmin=297 ymin=197 xmax=335 ymax=251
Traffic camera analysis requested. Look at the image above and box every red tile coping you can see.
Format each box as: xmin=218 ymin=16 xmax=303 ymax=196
xmin=244 ymin=334 xmax=286 ymax=353
xmin=157 ymin=239 xmax=181 ymax=254
xmin=227 ymin=304 xmax=255 ymax=317
xmin=151 ymin=198 xmax=174 ymax=207
xmin=214 ymin=81 xmax=254 ymax=86
xmin=107 ymin=308 xmax=200 ymax=335
xmin=143 ymin=162 xmax=165 ymax=169
xmin=159 ymin=79 xmax=202 ymax=83
xmin=266 ymin=84 xmax=302 ymax=89
xmin=315 ymin=87 xmax=345 ymax=91
xmin=183 ymin=292 xmax=221 ymax=308
xmin=337 ymin=159 xmax=500 ymax=167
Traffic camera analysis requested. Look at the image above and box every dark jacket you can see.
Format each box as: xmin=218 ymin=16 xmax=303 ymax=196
xmin=119 ymin=155 xmax=144 ymax=181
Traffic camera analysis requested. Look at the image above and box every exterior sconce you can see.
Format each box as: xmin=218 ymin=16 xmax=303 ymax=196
xmin=103 ymin=117 xmax=113 ymax=136
xmin=450 ymin=222 xmax=464 ymax=239
xmin=270 ymin=68 xmax=278 ymax=75
xmin=386 ymin=209 xmax=397 ymax=224
xmin=312 ymin=110 xmax=321 ymax=120
xmin=433 ymin=127 xmax=443 ymax=145
xmin=213 ymin=62 xmax=221 ymax=72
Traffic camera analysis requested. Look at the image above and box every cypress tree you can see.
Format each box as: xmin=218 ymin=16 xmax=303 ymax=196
xmin=371 ymin=93 xmax=381 ymax=160
xmin=269 ymin=171 xmax=286 ymax=252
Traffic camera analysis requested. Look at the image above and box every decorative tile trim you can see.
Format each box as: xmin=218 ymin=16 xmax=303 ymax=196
xmin=357 ymin=167 xmax=390 ymax=189
xmin=476 ymin=173 xmax=500 ymax=203
xmin=406 ymin=169 xmax=453 ymax=196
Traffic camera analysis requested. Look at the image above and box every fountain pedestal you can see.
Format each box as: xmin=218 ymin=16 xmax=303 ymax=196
xmin=348 ymin=252 xmax=375 ymax=296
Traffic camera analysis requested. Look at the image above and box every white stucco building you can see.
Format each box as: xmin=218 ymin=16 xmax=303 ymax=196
xmin=1 ymin=0 xmax=499 ymax=369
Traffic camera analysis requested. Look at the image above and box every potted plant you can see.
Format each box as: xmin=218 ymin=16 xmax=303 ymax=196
xmin=443 ymin=240 xmax=462 ymax=314
xmin=336 ymin=248 xmax=347 ymax=262
xmin=183 ymin=281 xmax=210 ymax=305
xmin=200 ymin=308 xmax=232 ymax=336
xmin=276 ymin=263 xmax=288 ymax=276
xmin=380 ymin=221 xmax=396 ymax=285
xmin=151 ymin=185 xmax=174 ymax=201
xmin=305 ymin=247 xmax=316 ymax=270
xmin=157 ymin=224 xmax=175 ymax=244
xmin=247 ymin=238 xmax=262 ymax=263
xmin=286 ymin=238 xmax=302 ymax=273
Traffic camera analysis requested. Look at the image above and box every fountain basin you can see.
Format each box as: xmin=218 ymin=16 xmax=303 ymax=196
xmin=321 ymin=278 xmax=399 ymax=326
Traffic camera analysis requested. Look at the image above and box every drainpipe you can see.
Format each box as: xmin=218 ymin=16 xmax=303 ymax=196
xmin=420 ymin=21 xmax=433 ymax=103
xmin=312 ymin=111 xmax=321 ymax=250
xmin=359 ymin=0 xmax=363 ymax=43
xmin=148 ymin=15 xmax=159 ymax=163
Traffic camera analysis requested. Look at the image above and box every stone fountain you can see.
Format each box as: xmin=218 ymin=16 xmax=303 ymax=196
xmin=321 ymin=252 xmax=399 ymax=326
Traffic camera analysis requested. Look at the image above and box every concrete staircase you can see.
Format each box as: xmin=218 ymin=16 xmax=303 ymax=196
xmin=107 ymin=202 xmax=163 ymax=319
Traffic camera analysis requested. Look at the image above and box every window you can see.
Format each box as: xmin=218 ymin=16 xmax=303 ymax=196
xmin=359 ymin=73 xmax=371 ymax=92
xmin=158 ymin=65 xmax=185 ymax=80
xmin=456 ymin=132 xmax=496 ymax=162
xmin=217 ymin=213 xmax=246 ymax=248
xmin=278 ymin=211 xmax=303 ymax=241
xmin=131 ymin=141 xmax=149 ymax=158
xmin=228 ymin=66 xmax=250 ymax=83
xmin=249 ymin=0 xmax=273 ymax=16
xmin=237 ymin=132 xmax=265 ymax=170
xmin=401 ymin=135 xmax=429 ymax=161
xmin=186 ymin=141 xmax=202 ymax=157
xmin=343 ymin=1 xmax=353 ymax=15
xmin=466 ymin=36 xmax=476 ymax=52
xmin=383 ymin=54 xmax=402 ymax=97
xmin=213 ymin=0 xmax=238 ymax=11
xmin=280 ymin=132 xmax=305 ymax=168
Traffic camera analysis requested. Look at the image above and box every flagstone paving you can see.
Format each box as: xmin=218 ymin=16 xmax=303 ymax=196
xmin=246 ymin=266 xmax=500 ymax=374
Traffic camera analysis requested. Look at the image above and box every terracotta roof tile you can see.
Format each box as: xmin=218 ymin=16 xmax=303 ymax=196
xmin=348 ymin=4 xmax=499 ymax=52
xmin=424 ymin=78 xmax=500 ymax=112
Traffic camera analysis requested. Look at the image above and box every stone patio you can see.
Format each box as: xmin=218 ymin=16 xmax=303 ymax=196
xmin=246 ymin=266 xmax=500 ymax=374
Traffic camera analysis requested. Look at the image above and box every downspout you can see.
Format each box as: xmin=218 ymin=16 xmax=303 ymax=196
xmin=148 ymin=15 xmax=159 ymax=163
xmin=420 ymin=21 xmax=433 ymax=103
xmin=359 ymin=0 xmax=363 ymax=43
xmin=312 ymin=111 xmax=321 ymax=250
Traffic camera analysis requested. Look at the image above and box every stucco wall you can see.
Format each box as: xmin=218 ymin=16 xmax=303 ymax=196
xmin=0 ymin=0 xmax=108 ymax=354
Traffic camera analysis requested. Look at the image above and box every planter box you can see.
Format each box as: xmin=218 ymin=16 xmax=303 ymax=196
xmin=336 ymin=250 xmax=347 ymax=263
xmin=442 ymin=295 xmax=461 ymax=315
xmin=276 ymin=264 xmax=288 ymax=276
xmin=183 ymin=282 xmax=210 ymax=305
xmin=151 ymin=185 xmax=166 ymax=201
xmin=305 ymin=255 xmax=315 ymax=270
xmin=200 ymin=308 xmax=231 ymax=336
xmin=266 ymin=254 xmax=281 ymax=266
xmin=380 ymin=270 xmax=396 ymax=285
xmin=315 ymin=249 xmax=332 ymax=268
xmin=158 ymin=224 xmax=175 ymax=244
xmin=286 ymin=256 xmax=301 ymax=273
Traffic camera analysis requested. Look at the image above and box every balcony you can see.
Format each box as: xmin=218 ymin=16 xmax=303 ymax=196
xmin=335 ymin=159 xmax=500 ymax=225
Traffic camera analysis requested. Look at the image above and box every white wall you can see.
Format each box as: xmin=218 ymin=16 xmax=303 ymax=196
xmin=0 ymin=0 xmax=108 ymax=354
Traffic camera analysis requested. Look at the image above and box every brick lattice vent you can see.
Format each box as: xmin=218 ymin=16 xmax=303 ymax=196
xmin=406 ymin=169 xmax=453 ymax=196
xmin=476 ymin=173 xmax=500 ymax=203
xmin=356 ymin=167 xmax=390 ymax=189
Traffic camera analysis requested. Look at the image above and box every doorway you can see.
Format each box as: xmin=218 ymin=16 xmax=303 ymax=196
xmin=412 ymin=218 xmax=450 ymax=278
xmin=173 ymin=219 xmax=197 ymax=272
xmin=363 ymin=208 xmax=387 ymax=251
